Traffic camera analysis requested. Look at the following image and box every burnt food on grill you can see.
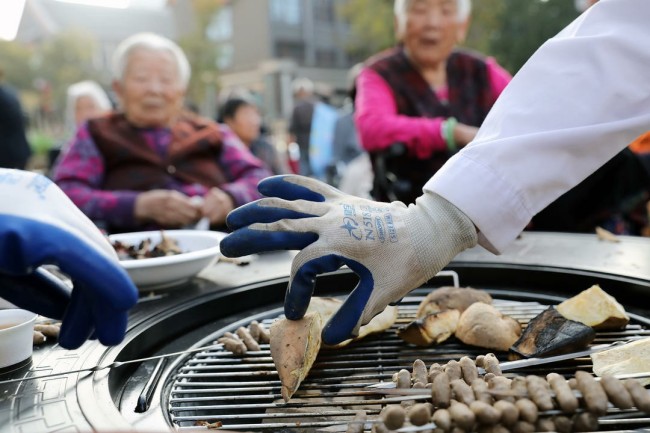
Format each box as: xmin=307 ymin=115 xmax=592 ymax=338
xmin=509 ymin=306 xmax=595 ymax=359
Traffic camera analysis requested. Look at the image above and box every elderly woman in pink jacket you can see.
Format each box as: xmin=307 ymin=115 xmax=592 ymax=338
xmin=355 ymin=0 xmax=511 ymax=204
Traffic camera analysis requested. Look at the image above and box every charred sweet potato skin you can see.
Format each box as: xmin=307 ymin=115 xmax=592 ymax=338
xmin=510 ymin=306 xmax=595 ymax=359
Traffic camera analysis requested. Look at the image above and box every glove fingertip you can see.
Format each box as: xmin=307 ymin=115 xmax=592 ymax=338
xmin=96 ymin=311 xmax=128 ymax=346
xmin=322 ymin=319 xmax=356 ymax=346
xmin=59 ymin=322 xmax=93 ymax=350
xmin=284 ymin=271 xmax=316 ymax=321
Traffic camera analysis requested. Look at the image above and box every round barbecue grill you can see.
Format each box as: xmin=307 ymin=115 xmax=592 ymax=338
xmin=1 ymin=232 xmax=650 ymax=432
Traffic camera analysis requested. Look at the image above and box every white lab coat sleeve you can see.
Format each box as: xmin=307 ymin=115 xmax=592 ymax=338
xmin=425 ymin=0 xmax=650 ymax=254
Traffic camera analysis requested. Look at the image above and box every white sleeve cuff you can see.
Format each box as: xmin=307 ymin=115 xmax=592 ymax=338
xmin=424 ymin=153 xmax=533 ymax=254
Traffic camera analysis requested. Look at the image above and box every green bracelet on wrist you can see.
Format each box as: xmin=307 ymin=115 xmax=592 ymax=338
xmin=443 ymin=117 xmax=458 ymax=153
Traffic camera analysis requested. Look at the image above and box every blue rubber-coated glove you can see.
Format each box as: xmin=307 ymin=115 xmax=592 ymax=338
xmin=221 ymin=175 xmax=478 ymax=345
xmin=0 ymin=169 xmax=138 ymax=349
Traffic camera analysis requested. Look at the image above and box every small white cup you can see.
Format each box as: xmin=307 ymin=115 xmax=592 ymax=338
xmin=0 ymin=309 xmax=37 ymax=369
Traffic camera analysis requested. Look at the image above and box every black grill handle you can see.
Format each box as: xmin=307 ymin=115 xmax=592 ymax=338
xmin=134 ymin=357 xmax=168 ymax=413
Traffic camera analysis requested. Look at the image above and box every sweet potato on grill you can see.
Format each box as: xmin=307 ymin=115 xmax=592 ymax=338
xmin=556 ymin=284 xmax=629 ymax=330
xmin=269 ymin=297 xmax=397 ymax=401
xmin=270 ymin=312 xmax=322 ymax=402
xmin=416 ymin=286 xmax=492 ymax=318
xmin=397 ymin=309 xmax=460 ymax=346
xmin=455 ymin=303 xmax=521 ymax=351
xmin=591 ymin=337 xmax=650 ymax=386
xmin=510 ymin=306 xmax=595 ymax=359
xmin=329 ymin=302 xmax=398 ymax=348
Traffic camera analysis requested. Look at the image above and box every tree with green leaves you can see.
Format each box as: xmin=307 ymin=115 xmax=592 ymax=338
xmin=489 ymin=0 xmax=579 ymax=73
xmin=337 ymin=0 xmax=395 ymax=62
xmin=177 ymin=0 xmax=222 ymax=110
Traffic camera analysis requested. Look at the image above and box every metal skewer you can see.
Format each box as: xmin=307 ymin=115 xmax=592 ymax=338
xmin=0 ymin=343 xmax=223 ymax=386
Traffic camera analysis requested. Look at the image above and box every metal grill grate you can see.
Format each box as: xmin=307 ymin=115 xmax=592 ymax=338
xmin=167 ymin=288 xmax=650 ymax=431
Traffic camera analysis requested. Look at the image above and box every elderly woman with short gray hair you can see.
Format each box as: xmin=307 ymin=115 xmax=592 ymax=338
xmin=356 ymin=0 xmax=512 ymax=205
xmin=53 ymin=32 xmax=271 ymax=233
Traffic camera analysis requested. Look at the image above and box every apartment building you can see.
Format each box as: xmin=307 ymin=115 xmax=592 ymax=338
xmin=208 ymin=0 xmax=355 ymax=124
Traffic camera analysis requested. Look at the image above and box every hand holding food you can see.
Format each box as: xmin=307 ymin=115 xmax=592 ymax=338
xmin=0 ymin=169 xmax=138 ymax=349
xmin=202 ymin=187 xmax=234 ymax=226
xmin=221 ymin=175 xmax=477 ymax=345
xmin=134 ymin=189 xmax=202 ymax=227
xmin=215 ymin=297 xmax=397 ymax=401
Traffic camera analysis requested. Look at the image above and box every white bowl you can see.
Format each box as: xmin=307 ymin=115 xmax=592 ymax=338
xmin=108 ymin=230 xmax=226 ymax=290
xmin=0 ymin=309 xmax=37 ymax=370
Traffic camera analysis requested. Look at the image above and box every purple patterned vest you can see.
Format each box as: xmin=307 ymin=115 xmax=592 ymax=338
xmin=367 ymin=47 xmax=494 ymax=204
xmin=88 ymin=112 xmax=227 ymax=191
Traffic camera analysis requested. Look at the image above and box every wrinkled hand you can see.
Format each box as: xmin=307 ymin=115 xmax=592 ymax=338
xmin=0 ymin=169 xmax=138 ymax=349
xmin=454 ymin=123 xmax=480 ymax=147
xmin=202 ymin=187 xmax=234 ymax=227
xmin=221 ymin=175 xmax=477 ymax=345
xmin=134 ymin=189 xmax=202 ymax=227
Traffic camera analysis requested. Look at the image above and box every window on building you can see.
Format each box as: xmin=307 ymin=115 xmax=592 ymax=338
xmin=207 ymin=6 xmax=233 ymax=42
xmin=313 ymin=0 xmax=336 ymax=23
xmin=274 ymin=41 xmax=305 ymax=64
xmin=270 ymin=0 xmax=301 ymax=25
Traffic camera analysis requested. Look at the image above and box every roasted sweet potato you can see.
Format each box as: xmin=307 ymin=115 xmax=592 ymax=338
xmin=416 ymin=286 xmax=492 ymax=318
xmin=270 ymin=312 xmax=322 ymax=402
xmin=397 ymin=309 xmax=460 ymax=346
xmin=510 ymin=306 xmax=595 ymax=359
xmin=455 ymin=303 xmax=521 ymax=351
xmin=557 ymin=284 xmax=629 ymax=330
xmin=269 ymin=297 xmax=397 ymax=401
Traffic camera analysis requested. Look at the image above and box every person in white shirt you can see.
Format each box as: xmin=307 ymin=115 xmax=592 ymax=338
xmin=220 ymin=0 xmax=650 ymax=345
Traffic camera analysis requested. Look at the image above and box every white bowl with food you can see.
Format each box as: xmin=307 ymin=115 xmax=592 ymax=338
xmin=108 ymin=230 xmax=226 ymax=290
xmin=0 ymin=309 xmax=37 ymax=372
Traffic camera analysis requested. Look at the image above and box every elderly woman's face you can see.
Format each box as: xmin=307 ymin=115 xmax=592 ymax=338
xmin=113 ymin=48 xmax=185 ymax=128
xmin=399 ymin=0 xmax=468 ymax=69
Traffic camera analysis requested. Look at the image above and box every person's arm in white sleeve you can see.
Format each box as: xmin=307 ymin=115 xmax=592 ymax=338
xmin=427 ymin=0 xmax=650 ymax=253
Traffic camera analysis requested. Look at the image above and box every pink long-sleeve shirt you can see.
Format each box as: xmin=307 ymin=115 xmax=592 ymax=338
xmin=355 ymin=57 xmax=512 ymax=155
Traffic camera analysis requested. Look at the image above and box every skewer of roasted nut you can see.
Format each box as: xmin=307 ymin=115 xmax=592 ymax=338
xmin=373 ymin=357 xmax=650 ymax=432
xmin=218 ymin=321 xmax=271 ymax=355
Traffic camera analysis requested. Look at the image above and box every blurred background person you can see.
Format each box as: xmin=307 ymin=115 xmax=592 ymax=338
xmin=329 ymin=63 xmax=364 ymax=186
xmin=355 ymin=0 xmax=511 ymax=205
xmin=52 ymin=32 xmax=271 ymax=234
xmin=288 ymin=77 xmax=316 ymax=176
xmin=0 ymin=67 xmax=31 ymax=170
xmin=66 ymin=80 xmax=112 ymax=133
xmin=219 ymin=97 xmax=289 ymax=175
xmin=332 ymin=63 xmax=373 ymax=198
xmin=49 ymin=80 xmax=112 ymax=170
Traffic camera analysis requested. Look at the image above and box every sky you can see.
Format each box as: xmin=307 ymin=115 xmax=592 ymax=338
xmin=54 ymin=0 xmax=167 ymax=9
xmin=130 ymin=0 xmax=167 ymax=9
xmin=0 ymin=0 xmax=169 ymax=40
xmin=0 ymin=1 xmax=27 ymax=40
